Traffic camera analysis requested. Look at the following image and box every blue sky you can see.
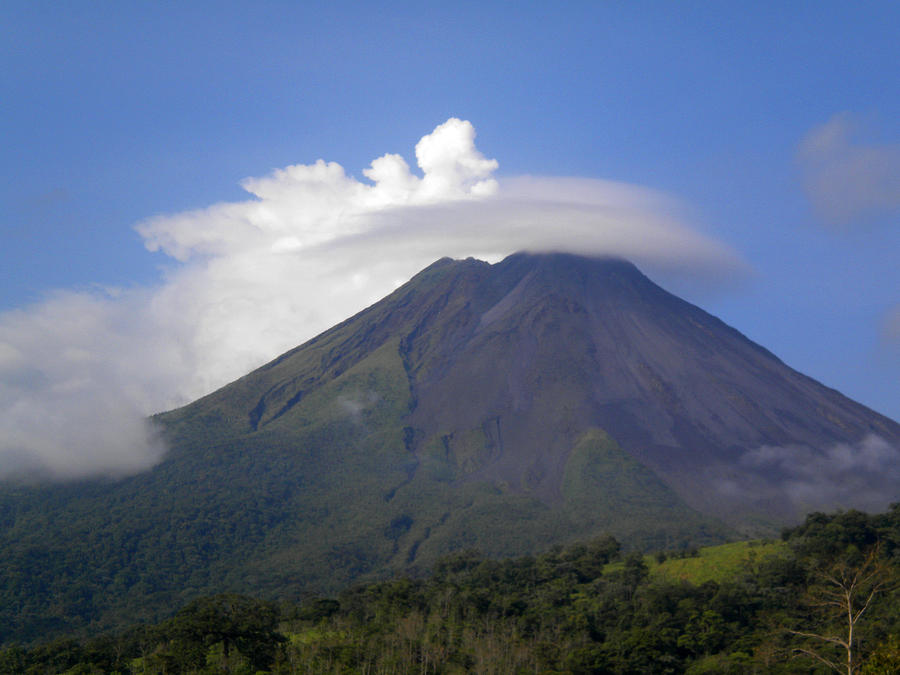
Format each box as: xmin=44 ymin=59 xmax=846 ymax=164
xmin=1 ymin=2 xmax=898 ymax=477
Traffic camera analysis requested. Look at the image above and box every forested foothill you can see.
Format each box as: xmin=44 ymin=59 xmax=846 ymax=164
xmin=4 ymin=506 xmax=900 ymax=674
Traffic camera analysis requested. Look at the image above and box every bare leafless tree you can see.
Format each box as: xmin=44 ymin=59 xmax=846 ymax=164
xmin=790 ymin=545 xmax=893 ymax=674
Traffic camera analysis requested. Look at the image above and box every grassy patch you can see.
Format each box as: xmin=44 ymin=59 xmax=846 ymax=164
xmin=648 ymin=539 xmax=788 ymax=584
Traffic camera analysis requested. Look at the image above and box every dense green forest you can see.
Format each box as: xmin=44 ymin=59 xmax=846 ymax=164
xmin=4 ymin=507 xmax=900 ymax=674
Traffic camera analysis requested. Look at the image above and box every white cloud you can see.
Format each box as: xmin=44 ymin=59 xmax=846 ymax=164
xmin=0 ymin=118 xmax=746 ymax=480
xmin=797 ymin=112 xmax=900 ymax=225
xmin=137 ymin=118 xmax=499 ymax=261
xmin=738 ymin=435 xmax=900 ymax=513
xmin=0 ymin=291 xmax=168 ymax=479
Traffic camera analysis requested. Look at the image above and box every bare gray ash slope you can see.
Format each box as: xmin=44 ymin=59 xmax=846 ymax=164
xmin=434 ymin=253 xmax=899 ymax=523
xmin=384 ymin=253 xmax=897 ymax=522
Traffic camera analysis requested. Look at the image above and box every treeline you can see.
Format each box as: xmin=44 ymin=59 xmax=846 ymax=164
xmin=4 ymin=506 xmax=900 ymax=674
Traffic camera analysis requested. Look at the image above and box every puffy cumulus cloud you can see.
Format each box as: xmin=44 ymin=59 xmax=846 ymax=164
xmin=797 ymin=112 xmax=900 ymax=226
xmin=413 ymin=117 xmax=498 ymax=199
xmin=0 ymin=118 xmax=745 ymax=480
xmin=138 ymin=118 xmax=499 ymax=261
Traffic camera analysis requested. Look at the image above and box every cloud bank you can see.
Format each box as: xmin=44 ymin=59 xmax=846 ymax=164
xmin=0 ymin=290 xmax=168 ymax=479
xmin=798 ymin=112 xmax=900 ymax=225
xmin=739 ymin=435 xmax=900 ymax=513
xmin=0 ymin=118 xmax=746 ymax=480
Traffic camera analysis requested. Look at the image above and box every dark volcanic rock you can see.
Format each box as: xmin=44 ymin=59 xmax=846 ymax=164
xmin=382 ymin=253 xmax=900 ymax=525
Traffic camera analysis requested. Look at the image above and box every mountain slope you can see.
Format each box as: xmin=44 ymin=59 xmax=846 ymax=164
xmin=1 ymin=252 xmax=897 ymax=643
xmin=155 ymin=253 xmax=727 ymax=579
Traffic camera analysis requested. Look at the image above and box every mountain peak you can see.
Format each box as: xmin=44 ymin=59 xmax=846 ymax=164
xmin=501 ymin=249 xmax=638 ymax=271
xmin=276 ymin=251 xmax=896 ymax=521
xmin=489 ymin=250 xmax=643 ymax=287
xmin=177 ymin=251 xmax=900 ymax=528
xmin=489 ymin=251 xmax=660 ymax=309
xmin=3 ymin=251 xmax=898 ymax=643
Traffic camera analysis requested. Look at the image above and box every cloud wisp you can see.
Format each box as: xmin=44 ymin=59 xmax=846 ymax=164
xmin=0 ymin=118 xmax=746 ymax=480
xmin=739 ymin=435 xmax=900 ymax=514
xmin=883 ymin=305 xmax=900 ymax=348
xmin=797 ymin=112 xmax=900 ymax=226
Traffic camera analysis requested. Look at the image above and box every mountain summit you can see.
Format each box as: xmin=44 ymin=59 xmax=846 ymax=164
xmin=2 ymin=252 xmax=898 ymax=641
xmin=186 ymin=250 xmax=897 ymax=520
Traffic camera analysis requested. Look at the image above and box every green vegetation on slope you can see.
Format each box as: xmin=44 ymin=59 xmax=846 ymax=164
xmin=562 ymin=429 xmax=725 ymax=551
xmin=651 ymin=539 xmax=789 ymax=585
xmin=0 ymin=331 xmax=727 ymax=645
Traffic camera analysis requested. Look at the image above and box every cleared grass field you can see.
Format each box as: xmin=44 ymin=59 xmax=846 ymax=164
xmin=603 ymin=539 xmax=789 ymax=583
xmin=650 ymin=539 xmax=788 ymax=584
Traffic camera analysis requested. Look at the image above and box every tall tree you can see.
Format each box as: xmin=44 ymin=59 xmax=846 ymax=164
xmin=791 ymin=546 xmax=894 ymax=674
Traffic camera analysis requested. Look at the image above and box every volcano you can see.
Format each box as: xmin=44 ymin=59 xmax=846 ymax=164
xmin=2 ymin=252 xmax=898 ymax=642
